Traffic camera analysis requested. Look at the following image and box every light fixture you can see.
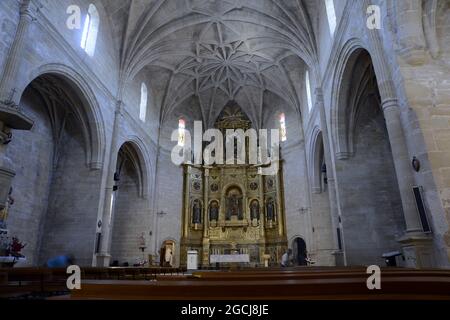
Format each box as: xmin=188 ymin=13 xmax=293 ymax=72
xmin=412 ymin=156 xmax=421 ymax=172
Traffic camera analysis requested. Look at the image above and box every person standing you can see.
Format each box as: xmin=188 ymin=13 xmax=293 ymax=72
xmin=281 ymin=249 xmax=292 ymax=267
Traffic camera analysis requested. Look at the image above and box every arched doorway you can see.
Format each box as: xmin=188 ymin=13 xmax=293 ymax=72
xmin=110 ymin=141 xmax=149 ymax=266
xmin=308 ymin=129 xmax=335 ymax=266
xmin=7 ymin=73 xmax=102 ymax=266
xmin=292 ymin=237 xmax=307 ymax=266
xmin=334 ymin=49 xmax=405 ymax=265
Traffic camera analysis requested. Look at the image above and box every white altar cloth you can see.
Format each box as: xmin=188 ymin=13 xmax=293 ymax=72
xmin=210 ymin=254 xmax=250 ymax=263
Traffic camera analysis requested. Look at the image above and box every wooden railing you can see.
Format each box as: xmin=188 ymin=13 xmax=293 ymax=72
xmin=0 ymin=266 xmax=187 ymax=298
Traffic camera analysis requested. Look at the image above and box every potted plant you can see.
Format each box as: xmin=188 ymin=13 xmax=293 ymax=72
xmin=0 ymin=236 xmax=26 ymax=267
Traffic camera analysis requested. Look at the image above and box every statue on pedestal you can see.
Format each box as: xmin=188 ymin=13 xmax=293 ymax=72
xmin=164 ymin=246 xmax=173 ymax=267
xmin=266 ymin=199 xmax=275 ymax=221
xmin=137 ymin=232 xmax=147 ymax=266
xmin=250 ymin=200 xmax=260 ymax=220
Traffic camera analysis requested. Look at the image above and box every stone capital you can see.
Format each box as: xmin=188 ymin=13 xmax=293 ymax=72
xmin=20 ymin=0 xmax=39 ymax=22
xmin=381 ymin=98 xmax=399 ymax=113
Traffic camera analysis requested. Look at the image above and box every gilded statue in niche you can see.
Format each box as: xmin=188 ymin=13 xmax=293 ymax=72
xmin=225 ymin=187 xmax=243 ymax=220
xmin=192 ymin=199 xmax=202 ymax=224
xmin=266 ymin=198 xmax=275 ymax=222
xmin=250 ymin=199 xmax=260 ymax=220
xmin=209 ymin=201 xmax=219 ymax=221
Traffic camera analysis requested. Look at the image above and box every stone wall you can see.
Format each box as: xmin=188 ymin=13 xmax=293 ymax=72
xmin=5 ymin=82 xmax=102 ymax=266
xmin=0 ymin=0 xmax=449 ymax=268
xmin=38 ymin=115 xmax=101 ymax=266
xmin=336 ymin=97 xmax=405 ymax=265
xmin=154 ymin=151 xmax=183 ymax=266
xmin=110 ymin=158 xmax=150 ymax=266
xmin=0 ymin=0 xmax=19 ymax=76
xmin=4 ymin=88 xmax=53 ymax=266
xmin=396 ymin=0 xmax=450 ymax=266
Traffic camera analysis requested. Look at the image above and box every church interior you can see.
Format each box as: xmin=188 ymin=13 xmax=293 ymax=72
xmin=1 ymin=0 xmax=450 ymax=300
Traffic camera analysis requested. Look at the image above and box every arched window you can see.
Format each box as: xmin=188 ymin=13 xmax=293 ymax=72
xmin=279 ymin=113 xmax=287 ymax=142
xmin=305 ymin=70 xmax=313 ymax=112
xmin=81 ymin=4 xmax=99 ymax=56
xmin=139 ymin=83 xmax=148 ymax=122
xmin=325 ymin=0 xmax=337 ymax=36
xmin=178 ymin=119 xmax=186 ymax=147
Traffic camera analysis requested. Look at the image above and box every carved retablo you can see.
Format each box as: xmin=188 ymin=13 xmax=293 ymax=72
xmin=180 ymin=101 xmax=287 ymax=267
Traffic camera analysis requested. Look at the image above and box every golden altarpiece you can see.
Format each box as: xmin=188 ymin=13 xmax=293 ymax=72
xmin=180 ymin=102 xmax=288 ymax=267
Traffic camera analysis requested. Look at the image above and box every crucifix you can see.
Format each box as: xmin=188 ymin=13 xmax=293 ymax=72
xmin=299 ymin=207 xmax=308 ymax=215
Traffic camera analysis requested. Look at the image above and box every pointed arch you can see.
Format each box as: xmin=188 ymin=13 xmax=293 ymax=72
xmin=23 ymin=63 xmax=106 ymax=169
xmin=330 ymin=38 xmax=367 ymax=159
xmin=118 ymin=137 xmax=152 ymax=199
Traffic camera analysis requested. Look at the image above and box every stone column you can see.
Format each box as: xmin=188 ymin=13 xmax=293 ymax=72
xmin=364 ymin=9 xmax=435 ymax=266
xmin=0 ymin=0 xmax=34 ymax=210
xmin=149 ymin=143 xmax=161 ymax=258
xmin=96 ymin=100 xmax=122 ymax=267
xmin=382 ymin=100 xmax=423 ymax=233
xmin=382 ymin=99 xmax=433 ymax=267
xmin=395 ymin=0 xmax=428 ymax=65
xmin=315 ymin=89 xmax=345 ymax=266
xmin=0 ymin=0 xmax=34 ymax=103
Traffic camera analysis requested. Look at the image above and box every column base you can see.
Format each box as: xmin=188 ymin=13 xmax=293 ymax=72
xmin=332 ymin=250 xmax=345 ymax=266
xmin=398 ymin=232 xmax=435 ymax=268
xmin=94 ymin=253 xmax=111 ymax=267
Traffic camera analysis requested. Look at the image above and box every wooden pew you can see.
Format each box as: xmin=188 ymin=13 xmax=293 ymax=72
xmin=8 ymin=266 xmax=450 ymax=300
xmin=0 ymin=266 xmax=187 ymax=298
xmin=69 ymin=268 xmax=450 ymax=300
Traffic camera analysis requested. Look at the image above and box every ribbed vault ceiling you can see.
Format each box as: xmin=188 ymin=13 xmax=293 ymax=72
xmin=104 ymin=0 xmax=318 ymax=125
